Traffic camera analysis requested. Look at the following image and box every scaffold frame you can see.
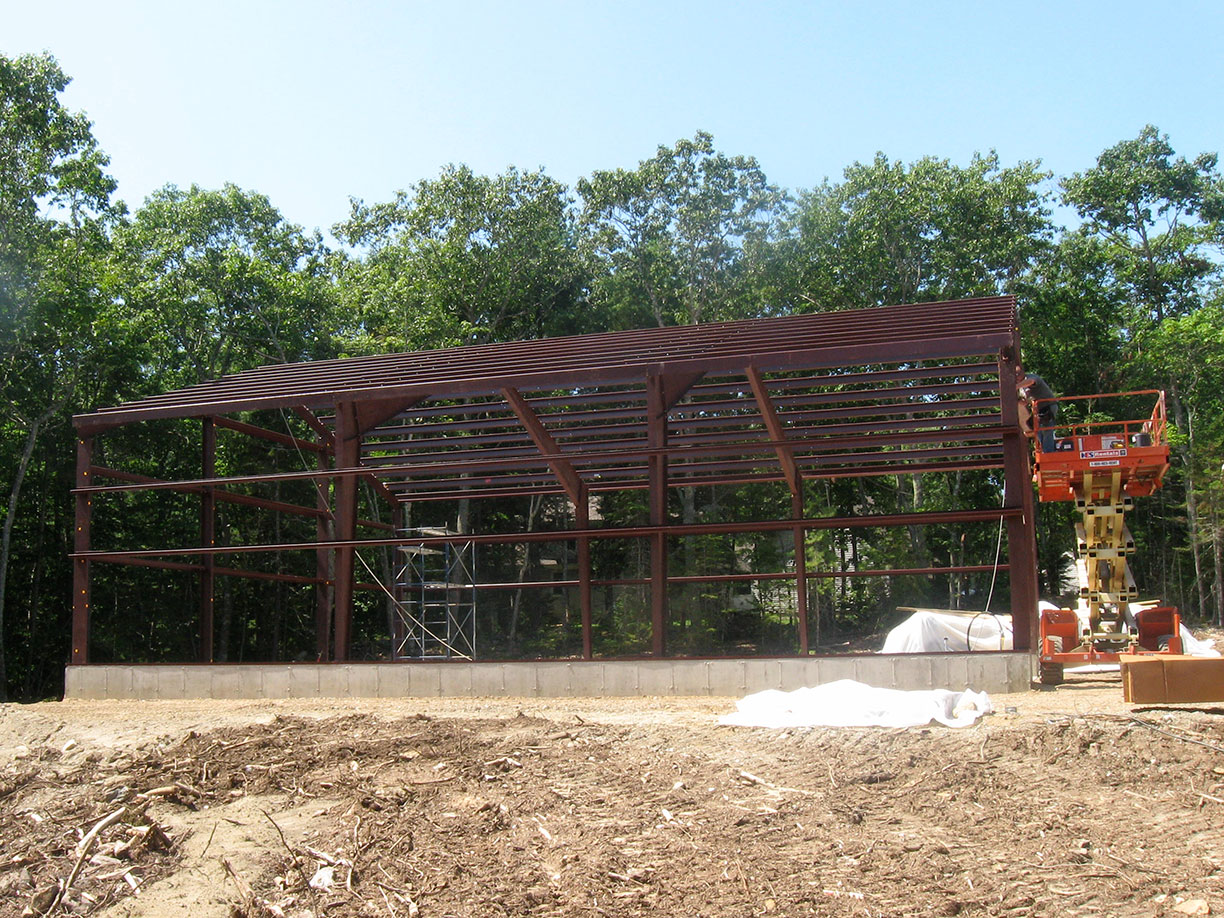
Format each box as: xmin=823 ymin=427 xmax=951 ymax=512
xmin=394 ymin=528 xmax=477 ymax=660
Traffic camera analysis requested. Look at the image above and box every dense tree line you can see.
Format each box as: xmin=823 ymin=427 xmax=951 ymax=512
xmin=2 ymin=53 xmax=1222 ymax=698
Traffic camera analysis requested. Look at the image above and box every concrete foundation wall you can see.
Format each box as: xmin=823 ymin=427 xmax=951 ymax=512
xmin=65 ymin=653 xmax=1033 ymax=700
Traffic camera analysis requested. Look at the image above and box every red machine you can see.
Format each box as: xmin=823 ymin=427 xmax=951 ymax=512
xmin=1031 ymin=390 xmax=1181 ymax=684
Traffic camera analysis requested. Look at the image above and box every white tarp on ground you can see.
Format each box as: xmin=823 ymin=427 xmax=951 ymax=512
xmin=1179 ymin=627 xmax=1222 ymax=657
xmin=719 ymin=680 xmax=992 ymax=729
xmin=881 ymin=607 xmax=1220 ymax=658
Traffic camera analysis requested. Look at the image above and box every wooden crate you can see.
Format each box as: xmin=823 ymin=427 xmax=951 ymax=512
xmin=1120 ymin=654 xmax=1224 ymax=704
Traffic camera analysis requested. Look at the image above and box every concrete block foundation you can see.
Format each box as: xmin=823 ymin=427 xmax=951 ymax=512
xmin=65 ymin=653 xmax=1033 ymax=700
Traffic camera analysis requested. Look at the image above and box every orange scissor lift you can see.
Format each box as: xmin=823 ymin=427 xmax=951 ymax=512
xmin=1032 ymin=390 xmax=1182 ymax=685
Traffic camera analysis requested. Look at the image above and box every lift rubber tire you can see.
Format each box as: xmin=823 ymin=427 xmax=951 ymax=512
xmin=1039 ymin=661 xmax=1065 ymax=686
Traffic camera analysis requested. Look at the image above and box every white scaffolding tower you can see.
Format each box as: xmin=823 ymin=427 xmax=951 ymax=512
xmin=393 ymin=527 xmax=476 ymax=659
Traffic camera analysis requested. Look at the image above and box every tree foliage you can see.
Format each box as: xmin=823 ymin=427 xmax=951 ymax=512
xmin=578 ymin=131 xmax=783 ymax=327
xmin=336 ymin=165 xmax=586 ymax=351
xmin=782 ymin=152 xmax=1052 ymax=312
xmin=111 ymin=183 xmax=338 ymax=390
xmin=1063 ymin=125 xmax=1222 ymax=325
xmin=0 ymin=53 xmax=123 ymax=700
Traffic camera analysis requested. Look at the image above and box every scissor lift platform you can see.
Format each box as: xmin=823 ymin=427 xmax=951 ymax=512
xmin=1033 ymin=390 xmax=1170 ymax=503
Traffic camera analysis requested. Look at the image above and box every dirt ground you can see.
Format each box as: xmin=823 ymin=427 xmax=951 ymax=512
xmin=2 ymin=675 xmax=1224 ymax=918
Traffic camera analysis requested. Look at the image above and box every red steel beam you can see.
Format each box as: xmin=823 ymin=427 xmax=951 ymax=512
xmin=86 ymin=559 xmax=1005 ymax=587
xmin=212 ymin=415 xmax=329 ymax=454
xmin=88 ymin=465 xmax=393 ymax=531
xmin=85 ymin=553 xmax=329 ymax=586
xmin=73 ymin=508 xmax=1022 ymax=560
xmin=294 ymin=406 xmax=334 ymax=444
xmin=501 ymin=386 xmax=585 ymax=505
xmin=746 ymin=366 xmax=801 ymax=497
xmin=200 ymin=417 xmax=216 ymax=662
xmin=424 ymin=563 xmax=1006 ymax=590
xmin=72 ymin=437 xmax=93 ymax=664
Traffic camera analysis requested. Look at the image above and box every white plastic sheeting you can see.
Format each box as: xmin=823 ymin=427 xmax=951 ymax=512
xmin=881 ymin=610 xmax=1012 ymax=654
xmin=1179 ymin=627 xmax=1221 ymax=658
xmin=719 ymin=679 xmax=993 ymax=729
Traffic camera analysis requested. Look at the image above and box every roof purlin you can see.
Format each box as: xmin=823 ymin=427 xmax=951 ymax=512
xmin=75 ymin=332 xmax=1013 ymax=434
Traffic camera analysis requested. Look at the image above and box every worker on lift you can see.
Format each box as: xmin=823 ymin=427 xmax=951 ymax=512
xmin=1019 ymin=372 xmax=1059 ymax=452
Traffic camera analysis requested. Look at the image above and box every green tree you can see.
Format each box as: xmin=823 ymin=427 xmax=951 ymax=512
xmin=578 ymin=131 xmax=783 ymax=328
xmin=783 ymin=152 xmax=1052 ymax=312
xmin=112 ymin=183 xmax=338 ymax=390
xmin=1064 ymin=126 xmax=1224 ymax=620
xmin=336 ymin=165 xmax=586 ymax=352
xmin=0 ymin=53 xmax=122 ymax=700
xmin=1062 ymin=125 xmax=1222 ymax=325
xmin=1140 ymin=307 xmax=1224 ymax=623
xmin=1015 ymin=233 xmax=1125 ymax=397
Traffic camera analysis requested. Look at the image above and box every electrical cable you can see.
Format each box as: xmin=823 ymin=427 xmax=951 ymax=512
xmin=965 ymin=609 xmax=1012 ymax=652
xmin=981 ymin=487 xmax=1007 ymax=615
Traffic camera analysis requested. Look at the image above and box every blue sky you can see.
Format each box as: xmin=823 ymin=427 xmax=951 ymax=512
xmin=5 ymin=0 xmax=1222 ymax=235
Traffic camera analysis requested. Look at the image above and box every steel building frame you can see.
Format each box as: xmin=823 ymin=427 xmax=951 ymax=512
xmin=70 ymin=296 xmax=1038 ymax=664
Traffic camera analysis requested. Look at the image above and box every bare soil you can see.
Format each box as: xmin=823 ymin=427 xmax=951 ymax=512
xmin=2 ymin=676 xmax=1224 ymax=917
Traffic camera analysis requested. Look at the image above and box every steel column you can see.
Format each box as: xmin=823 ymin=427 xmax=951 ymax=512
xmin=390 ymin=501 xmax=406 ymax=658
xmin=315 ymin=445 xmax=333 ymax=660
xmin=576 ymin=492 xmax=592 ymax=659
xmin=647 ymin=373 xmax=668 ymax=656
xmin=200 ymin=417 xmax=216 ymax=662
xmin=71 ymin=437 xmax=93 ymax=664
xmin=333 ymin=402 xmax=360 ymax=661
xmin=999 ymin=354 xmax=1038 ymax=650
xmin=793 ymin=491 xmax=809 ymax=654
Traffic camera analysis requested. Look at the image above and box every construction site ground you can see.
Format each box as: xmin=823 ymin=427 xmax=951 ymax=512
xmin=3 ymin=672 xmax=1224 ymax=918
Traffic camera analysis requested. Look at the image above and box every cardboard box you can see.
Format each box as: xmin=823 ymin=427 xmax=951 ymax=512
xmin=1120 ymin=654 xmax=1224 ymax=704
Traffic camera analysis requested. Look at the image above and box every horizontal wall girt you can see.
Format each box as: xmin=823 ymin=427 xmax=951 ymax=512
xmin=73 ymin=507 xmax=1023 ymax=562
xmin=76 ymin=427 xmax=1012 ymax=496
